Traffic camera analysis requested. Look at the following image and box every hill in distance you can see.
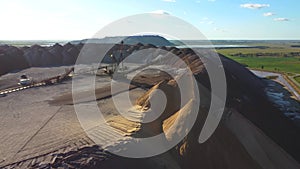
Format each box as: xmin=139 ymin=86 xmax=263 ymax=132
xmin=70 ymin=35 xmax=174 ymax=47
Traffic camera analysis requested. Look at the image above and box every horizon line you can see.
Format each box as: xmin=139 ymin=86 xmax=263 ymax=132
xmin=1 ymin=39 xmax=300 ymax=41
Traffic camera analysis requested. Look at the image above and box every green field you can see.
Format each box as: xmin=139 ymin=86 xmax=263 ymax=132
xmin=295 ymin=76 xmax=300 ymax=84
xmin=217 ymin=43 xmax=300 ymax=74
xmin=222 ymin=56 xmax=300 ymax=74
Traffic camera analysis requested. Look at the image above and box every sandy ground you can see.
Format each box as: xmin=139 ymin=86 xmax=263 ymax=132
xmin=0 ymin=67 xmax=149 ymax=168
xmin=0 ymin=66 xmax=180 ymax=168
xmin=1 ymin=66 xmax=300 ymax=169
xmin=0 ymin=68 xmax=75 ymax=166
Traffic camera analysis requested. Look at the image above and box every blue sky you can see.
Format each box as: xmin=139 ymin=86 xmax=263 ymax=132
xmin=0 ymin=0 xmax=299 ymax=40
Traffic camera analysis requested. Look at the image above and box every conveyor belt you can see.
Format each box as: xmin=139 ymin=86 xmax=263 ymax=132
xmin=0 ymin=68 xmax=74 ymax=97
xmin=0 ymin=82 xmax=46 ymax=95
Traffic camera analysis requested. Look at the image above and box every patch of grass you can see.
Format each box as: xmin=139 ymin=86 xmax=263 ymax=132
xmin=217 ymin=44 xmax=300 ymax=56
xmin=295 ymin=76 xmax=300 ymax=84
xmin=286 ymin=72 xmax=296 ymax=76
xmin=217 ymin=45 xmax=300 ymax=74
xmin=266 ymin=75 xmax=279 ymax=80
xmin=220 ymin=55 xmax=300 ymax=74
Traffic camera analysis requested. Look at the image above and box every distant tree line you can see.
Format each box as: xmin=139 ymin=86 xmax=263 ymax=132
xmin=231 ymin=52 xmax=300 ymax=57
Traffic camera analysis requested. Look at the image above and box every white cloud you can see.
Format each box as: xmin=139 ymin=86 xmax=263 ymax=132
xmin=200 ymin=17 xmax=209 ymax=22
xmin=150 ymin=10 xmax=170 ymax=15
xmin=162 ymin=0 xmax=176 ymax=2
xmin=200 ymin=17 xmax=214 ymax=24
xmin=214 ymin=27 xmax=227 ymax=32
xmin=263 ymin=12 xmax=275 ymax=17
xmin=240 ymin=3 xmax=270 ymax=9
xmin=207 ymin=21 xmax=214 ymax=25
xmin=208 ymin=0 xmax=216 ymax=2
xmin=274 ymin=18 xmax=289 ymax=22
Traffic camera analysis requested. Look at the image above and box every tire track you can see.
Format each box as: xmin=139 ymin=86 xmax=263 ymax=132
xmin=14 ymin=106 xmax=63 ymax=155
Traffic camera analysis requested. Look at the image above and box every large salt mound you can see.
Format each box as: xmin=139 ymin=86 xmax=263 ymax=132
xmin=129 ymin=45 xmax=300 ymax=168
xmin=30 ymin=42 xmax=300 ymax=169
xmin=133 ymin=70 xmax=300 ymax=169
